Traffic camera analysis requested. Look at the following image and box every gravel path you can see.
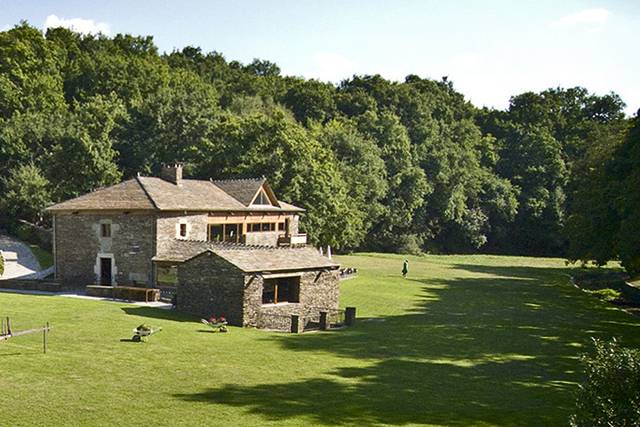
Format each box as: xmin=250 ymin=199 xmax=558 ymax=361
xmin=0 ymin=234 xmax=41 ymax=279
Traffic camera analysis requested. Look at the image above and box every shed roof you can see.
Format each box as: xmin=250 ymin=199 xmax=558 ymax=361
xmin=153 ymin=239 xmax=339 ymax=272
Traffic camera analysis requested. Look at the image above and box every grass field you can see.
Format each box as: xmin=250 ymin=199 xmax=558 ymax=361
xmin=1 ymin=253 xmax=639 ymax=426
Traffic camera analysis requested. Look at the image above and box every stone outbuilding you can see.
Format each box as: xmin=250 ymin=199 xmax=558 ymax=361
xmin=154 ymin=240 xmax=340 ymax=331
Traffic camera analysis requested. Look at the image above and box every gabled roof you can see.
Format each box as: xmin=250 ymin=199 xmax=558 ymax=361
xmin=46 ymin=179 xmax=156 ymax=211
xmin=153 ymin=239 xmax=339 ymax=272
xmin=47 ymin=176 xmax=304 ymax=213
xmin=212 ymin=178 xmax=267 ymax=206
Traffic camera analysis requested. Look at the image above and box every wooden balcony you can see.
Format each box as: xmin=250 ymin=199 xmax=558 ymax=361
xmin=278 ymin=233 xmax=307 ymax=247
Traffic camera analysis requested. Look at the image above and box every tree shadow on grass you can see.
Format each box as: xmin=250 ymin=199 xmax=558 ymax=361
xmin=174 ymin=263 xmax=640 ymax=425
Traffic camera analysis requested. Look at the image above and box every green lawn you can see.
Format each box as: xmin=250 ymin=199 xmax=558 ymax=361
xmin=1 ymin=253 xmax=639 ymax=426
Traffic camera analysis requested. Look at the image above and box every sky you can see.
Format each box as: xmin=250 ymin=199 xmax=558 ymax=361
xmin=2 ymin=0 xmax=639 ymax=115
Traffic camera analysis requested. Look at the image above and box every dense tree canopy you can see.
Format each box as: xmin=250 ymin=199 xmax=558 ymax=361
xmin=0 ymin=22 xmax=636 ymax=268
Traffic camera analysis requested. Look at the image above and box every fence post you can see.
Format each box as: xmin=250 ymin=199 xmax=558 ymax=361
xmin=345 ymin=307 xmax=356 ymax=326
xmin=319 ymin=311 xmax=329 ymax=330
xmin=290 ymin=315 xmax=300 ymax=333
xmin=43 ymin=322 xmax=48 ymax=354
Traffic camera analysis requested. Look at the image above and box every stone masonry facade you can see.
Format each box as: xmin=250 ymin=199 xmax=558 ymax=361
xmin=54 ymin=212 xmax=155 ymax=288
xmin=177 ymin=251 xmax=340 ymax=331
xmin=243 ymin=270 xmax=339 ymax=330
xmin=155 ymin=212 xmax=208 ymax=253
xmin=176 ymin=252 xmax=245 ymax=325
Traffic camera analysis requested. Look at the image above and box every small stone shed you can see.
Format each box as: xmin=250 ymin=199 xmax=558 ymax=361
xmin=153 ymin=240 xmax=340 ymax=331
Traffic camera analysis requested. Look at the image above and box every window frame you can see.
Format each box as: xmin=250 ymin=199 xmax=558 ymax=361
xmin=208 ymin=223 xmax=242 ymax=243
xmin=252 ymin=189 xmax=272 ymax=206
xmin=101 ymin=223 xmax=111 ymax=238
xmin=246 ymin=222 xmax=276 ymax=233
xmin=262 ymin=277 xmax=300 ymax=305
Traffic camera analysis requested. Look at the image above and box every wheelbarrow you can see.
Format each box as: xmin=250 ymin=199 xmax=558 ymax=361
xmin=201 ymin=317 xmax=228 ymax=333
xmin=132 ymin=325 xmax=162 ymax=342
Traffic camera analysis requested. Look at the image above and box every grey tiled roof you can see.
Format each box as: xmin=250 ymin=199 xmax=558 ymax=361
xmin=137 ymin=177 xmax=245 ymax=211
xmin=47 ymin=176 xmax=303 ymax=212
xmin=153 ymin=239 xmax=339 ymax=272
xmin=46 ymin=179 xmax=156 ymax=211
xmin=212 ymin=178 xmax=267 ymax=206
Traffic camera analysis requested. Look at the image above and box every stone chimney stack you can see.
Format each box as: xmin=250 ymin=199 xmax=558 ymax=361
xmin=160 ymin=162 xmax=183 ymax=185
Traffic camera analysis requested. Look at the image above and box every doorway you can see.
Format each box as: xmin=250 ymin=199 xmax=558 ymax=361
xmin=100 ymin=257 xmax=112 ymax=285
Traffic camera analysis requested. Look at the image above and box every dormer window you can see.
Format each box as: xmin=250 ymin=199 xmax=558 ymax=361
xmin=253 ymin=189 xmax=271 ymax=206
xmin=101 ymin=223 xmax=111 ymax=238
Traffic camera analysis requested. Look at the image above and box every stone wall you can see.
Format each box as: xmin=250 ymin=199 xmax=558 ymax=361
xmin=289 ymin=215 xmax=300 ymax=236
xmin=176 ymin=252 xmax=245 ymax=325
xmin=54 ymin=212 xmax=155 ymax=288
xmin=156 ymin=213 xmax=208 ymax=253
xmin=243 ymin=269 xmax=340 ymax=331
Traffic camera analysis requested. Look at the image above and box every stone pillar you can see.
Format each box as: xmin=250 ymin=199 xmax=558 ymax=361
xmin=345 ymin=307 xmax=356 ymax=326
xmin=319 ymin=311 xmax=329 ymax=330
xmin=290 ymin=315 xmax=300 ymax=333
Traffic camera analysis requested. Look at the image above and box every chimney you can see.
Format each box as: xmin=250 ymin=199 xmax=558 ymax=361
xmin=160 ymin=162 xmax=183 ymax=185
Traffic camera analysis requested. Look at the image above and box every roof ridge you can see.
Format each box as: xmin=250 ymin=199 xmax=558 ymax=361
xmin=135 ymin=175 xmax=160 ymax=210
xmin=212 ymin=177 xmax=265 ymax=183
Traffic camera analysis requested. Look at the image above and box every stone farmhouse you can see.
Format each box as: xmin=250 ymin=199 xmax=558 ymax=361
xmin=46 ymin=163 xmax=340 ymax=329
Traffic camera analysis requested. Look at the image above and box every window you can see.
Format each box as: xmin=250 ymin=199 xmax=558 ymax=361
xmin=247 ymin=222 xmax=276 ymax=233
xmin=252 ymin=189 xmax=271 ymax=206
xmin=179 ymin=223 xmax=187 ymax=238
xmin=277 ymin=222 xmax=285 ymax=231
xmin=209 ymin=224 xmax=223 ymax=241
xmin=225 ymin=224 xmax=239 ymax=242
xmin=101 ymin=223 xmax=111 ymax=238
xmin=208 ymin=223 xmax=242 ymax=242
xmin=262 ymin=277 xmax=300 ymax=304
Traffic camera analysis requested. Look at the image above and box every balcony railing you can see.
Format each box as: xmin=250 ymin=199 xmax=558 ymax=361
xmin=278 ymin=233 xmax=307 ymax=246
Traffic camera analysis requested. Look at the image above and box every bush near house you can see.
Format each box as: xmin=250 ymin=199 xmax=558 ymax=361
xmin=571 ymin=339 xmax=640 ymax=426
xmin=0 ymin=251 xmax=4 ymax=276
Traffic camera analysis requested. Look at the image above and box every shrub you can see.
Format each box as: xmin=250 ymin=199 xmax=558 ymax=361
xmin=570 ymin=339 xmax=640 ymax=426
xmin=0 ymin=251 xmax=4 ymax=277
xmin=587 ymin=288 xmax=622 ymax=302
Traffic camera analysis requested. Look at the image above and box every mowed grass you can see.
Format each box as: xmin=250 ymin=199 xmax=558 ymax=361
xmin=1 ymin=253 xmax=640 ymax=426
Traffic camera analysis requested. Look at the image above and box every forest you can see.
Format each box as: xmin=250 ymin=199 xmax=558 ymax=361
xmin=0 ymin=23 xmax=638 ymax=273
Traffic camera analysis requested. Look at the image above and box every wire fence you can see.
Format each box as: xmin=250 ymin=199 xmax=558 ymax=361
xmin=156 ymin=286 xmax=177 ymax=303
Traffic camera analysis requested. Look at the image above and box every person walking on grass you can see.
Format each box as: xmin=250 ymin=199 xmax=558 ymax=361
xmin=402 ymin=259 xmax=409 ymax=278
